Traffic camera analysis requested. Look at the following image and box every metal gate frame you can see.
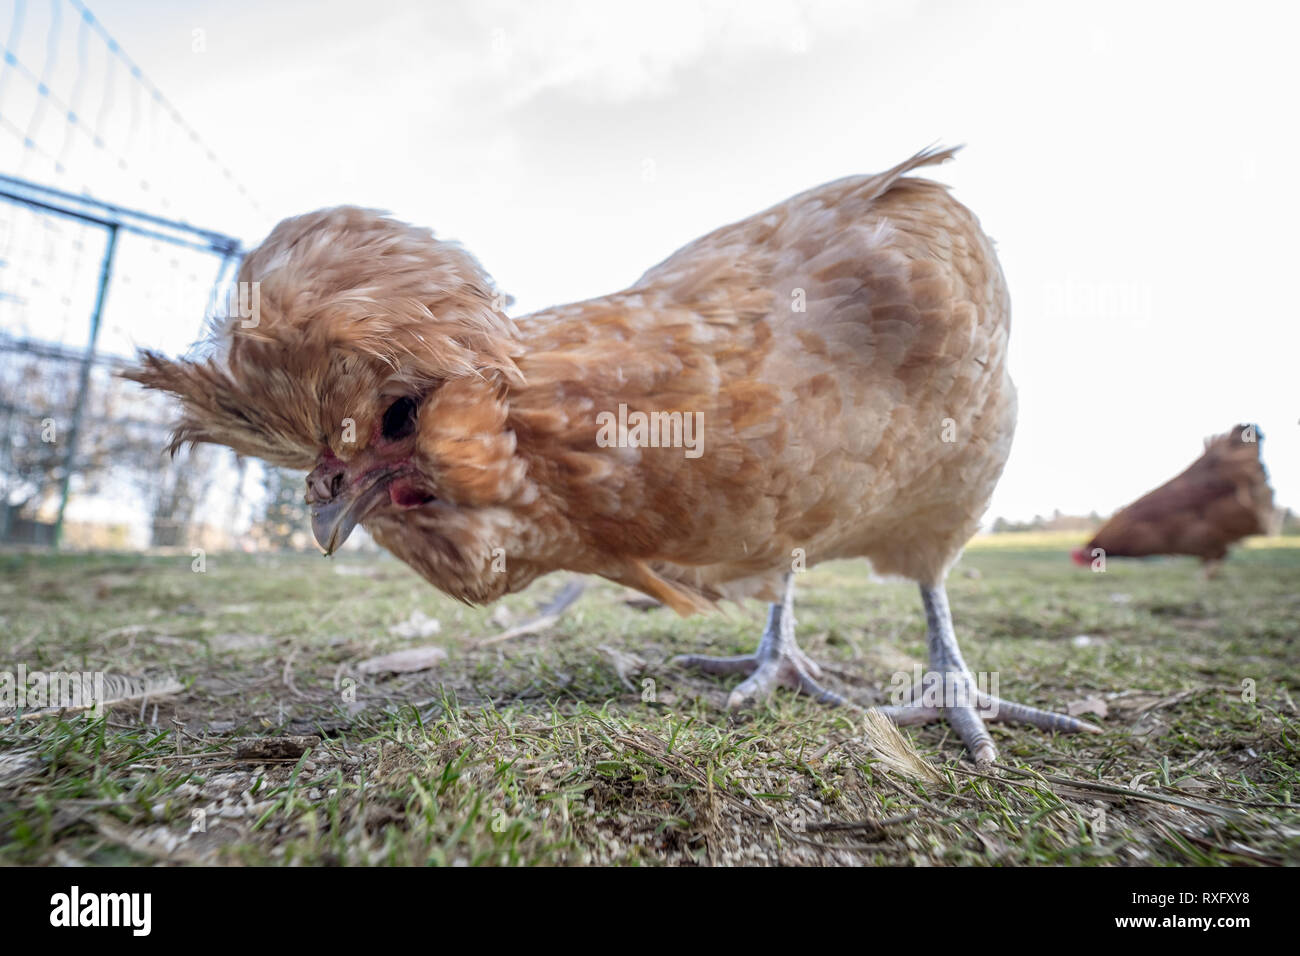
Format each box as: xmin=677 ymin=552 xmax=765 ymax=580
xmin=0 ymin=173 xmax=243 ymax=546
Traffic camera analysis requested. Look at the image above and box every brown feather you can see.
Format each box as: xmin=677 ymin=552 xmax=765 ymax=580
xmin=126 ymin=146 xmax=1015 ymax=611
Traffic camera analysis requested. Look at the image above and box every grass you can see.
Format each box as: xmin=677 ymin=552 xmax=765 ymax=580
xmin=0 ymin=536 xmax=1296 ymax=866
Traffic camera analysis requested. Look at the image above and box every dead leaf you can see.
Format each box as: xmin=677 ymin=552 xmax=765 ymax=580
xmin=209 ymin=633 xmax=271 ymax=652
xmin=358 ymin=646 xmax=448 ymax=675
xmin=1066 ymin=695 xmax=1109 ymax=718
xmin=597 ymin=645 xmax=648 ymax=690
xmin=234 ymin=735 xmax=320 ymax=761
xmin=388 ymin=610 xmax=441 ymax=639
xmin=0 ymin=750 xmax=40 ymax=786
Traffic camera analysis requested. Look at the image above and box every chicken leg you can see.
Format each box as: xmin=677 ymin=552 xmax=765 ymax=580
xmin=676 ymin=576 xmax=1100 ymax=763
xmin=874 ymin=583 xmax=1102 ymax=763
xmin=671 ymin=573 xmax=849 ymax=708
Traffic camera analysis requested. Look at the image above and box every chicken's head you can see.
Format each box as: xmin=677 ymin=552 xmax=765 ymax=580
xmin=125 ymin=206 xmax=526 ymax=554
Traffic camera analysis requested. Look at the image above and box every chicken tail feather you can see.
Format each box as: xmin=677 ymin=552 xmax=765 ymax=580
xmin=856 ymin=143 xmax=964 ymax=203
xmin=626 ymin=561 xmax=717 ymax=617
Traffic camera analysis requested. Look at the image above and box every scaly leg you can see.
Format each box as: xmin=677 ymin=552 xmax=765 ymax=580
xmin=874 ymin=583 xmax=1101 ymax=763
xmin=672 ymin=573 xmax=850 ymax=708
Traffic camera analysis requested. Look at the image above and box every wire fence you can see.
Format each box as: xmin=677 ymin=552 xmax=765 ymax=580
xmin=0 ymin=0 xmax=310 ymax=550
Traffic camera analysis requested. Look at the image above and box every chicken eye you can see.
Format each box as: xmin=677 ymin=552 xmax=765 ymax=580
xmin=381 ymin=396 xmax=418 ymax=441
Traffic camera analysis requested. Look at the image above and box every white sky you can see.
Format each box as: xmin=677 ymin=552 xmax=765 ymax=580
xmin=6 ymin=0 xmax=1298 ymax=525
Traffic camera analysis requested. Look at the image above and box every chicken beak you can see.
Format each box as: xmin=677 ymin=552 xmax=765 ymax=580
xmin=309 ymin=496 xmax=359 ymax=556
xmin=308 ymin=470 xmax=395 ymax=556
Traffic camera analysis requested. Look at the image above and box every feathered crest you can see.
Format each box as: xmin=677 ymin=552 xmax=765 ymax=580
xmin=125 ymin=206 xmax=523 ymax=465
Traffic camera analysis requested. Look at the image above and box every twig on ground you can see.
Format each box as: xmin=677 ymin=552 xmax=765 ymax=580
xmin=478 ymin=577 xmax=587 ymax=645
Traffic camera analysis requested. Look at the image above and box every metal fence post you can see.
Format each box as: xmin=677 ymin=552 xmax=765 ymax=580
xmin=1 ymin=176 xmax=242 ymax=548
xmin=52 ymin=222 xmax=119 ymax=549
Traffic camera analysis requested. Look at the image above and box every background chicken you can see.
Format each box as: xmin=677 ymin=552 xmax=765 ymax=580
xmin=127 ymin=146 xmax=1097 ymax=763
xmin=1073 ymin=424 xmax=1276 ymax=575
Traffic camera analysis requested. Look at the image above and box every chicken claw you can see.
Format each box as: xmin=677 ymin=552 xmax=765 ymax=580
xmin=873 ymin=584 xmax=1102 ymax=763
xmin=672 ymin=574 xmax=852 ymax=709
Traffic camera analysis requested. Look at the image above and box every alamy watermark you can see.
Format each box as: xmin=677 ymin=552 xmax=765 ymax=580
xmin=49 ymin=886 xmax=151 ymax=936
xmin=0 ymin=665 xmax=106 ymax=717
xmin=595 ymin=403 xmax=704 ymax=459
xmin=889 ymin=665 xmax=1000 ymax=715
xmin=230 ymin=281 xmax=260 ymax=328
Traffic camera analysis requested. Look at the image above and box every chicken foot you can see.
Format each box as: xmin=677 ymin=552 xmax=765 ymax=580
xmin=674 ymin=577 xmax=1099 ymax=763
xmin=873 ymin=583 xmax=1102 ymax=763
xmin=671 ymin=573 xmax=850 ymax=709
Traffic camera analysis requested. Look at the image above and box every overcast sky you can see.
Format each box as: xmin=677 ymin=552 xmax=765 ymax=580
xmin=4 ymin=0 xmax=1297 ymax=526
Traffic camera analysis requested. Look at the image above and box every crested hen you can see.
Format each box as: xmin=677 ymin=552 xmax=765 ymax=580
xmin=127 ymin=146 xmax=1099 ymax=762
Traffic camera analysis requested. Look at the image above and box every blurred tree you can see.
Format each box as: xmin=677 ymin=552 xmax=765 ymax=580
xmin=989 ymin=512 xmax=1104 ymax=534
xmin=254 ymin=465 xmax=311 ymax=551
xmin=0 ymin=351 xmax=171 ymax=540
xmin=148 ymin=445 xmax=215 ymax=547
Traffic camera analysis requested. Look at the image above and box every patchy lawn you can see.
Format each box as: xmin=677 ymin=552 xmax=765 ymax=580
xmin=1 ymin=534 xmax=1297 ymax=866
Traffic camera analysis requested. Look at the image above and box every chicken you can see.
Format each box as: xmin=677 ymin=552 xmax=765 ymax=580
xmin=126 ymin=146 xmax=1098 ymax=763
xmin=1073 ymin=425 xmax=1276 ymax=575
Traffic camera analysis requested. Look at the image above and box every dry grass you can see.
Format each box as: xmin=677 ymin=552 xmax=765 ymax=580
xmin=1 ymin=537 xmax=1296 ymax=865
